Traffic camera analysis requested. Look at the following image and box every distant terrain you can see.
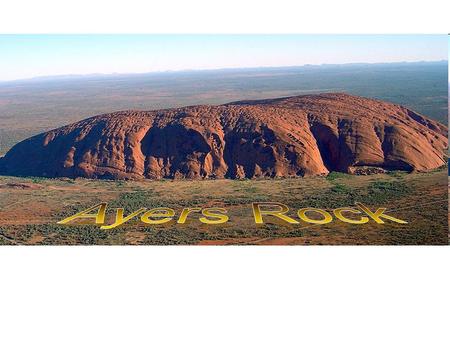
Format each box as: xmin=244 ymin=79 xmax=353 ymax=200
xmin=0 ymin=61 xmax=447 ymax=155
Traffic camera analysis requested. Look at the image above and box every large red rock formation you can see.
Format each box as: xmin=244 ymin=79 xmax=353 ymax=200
xmin=0 ymin=93 xmax=447 ymax=179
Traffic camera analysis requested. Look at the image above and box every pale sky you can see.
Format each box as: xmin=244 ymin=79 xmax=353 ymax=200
xmin=0 ymin=34 xmax=447 ymax=81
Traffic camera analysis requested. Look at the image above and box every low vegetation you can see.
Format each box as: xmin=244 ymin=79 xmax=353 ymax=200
xmin=0 ymin=167 xmax=447 ymax=245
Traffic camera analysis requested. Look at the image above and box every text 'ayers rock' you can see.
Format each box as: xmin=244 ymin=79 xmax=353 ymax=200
xmin=0 ymin=93 xmax=447 ymax=179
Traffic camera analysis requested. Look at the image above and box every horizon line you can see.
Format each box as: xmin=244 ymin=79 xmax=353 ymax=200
xmin=0 ymin=59 xmax=446 ymax=84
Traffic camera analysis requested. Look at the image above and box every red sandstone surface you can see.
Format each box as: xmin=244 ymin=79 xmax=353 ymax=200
xmin=0 ymin=93 xmax=447 ymax=179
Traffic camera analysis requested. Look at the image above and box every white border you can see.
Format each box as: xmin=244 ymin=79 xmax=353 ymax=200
xmin=0 ymin=0 xmax=449 ymax=33
xmin=1 ymin=247 xmax=449 ymax=338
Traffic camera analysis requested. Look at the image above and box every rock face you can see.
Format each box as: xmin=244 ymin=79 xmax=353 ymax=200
xmin=0 ymin=93 xmax=447 ymax=179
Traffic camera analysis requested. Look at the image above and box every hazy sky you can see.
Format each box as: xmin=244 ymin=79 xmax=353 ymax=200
xmin=0 ymin=34 xmax=447 ymax=81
